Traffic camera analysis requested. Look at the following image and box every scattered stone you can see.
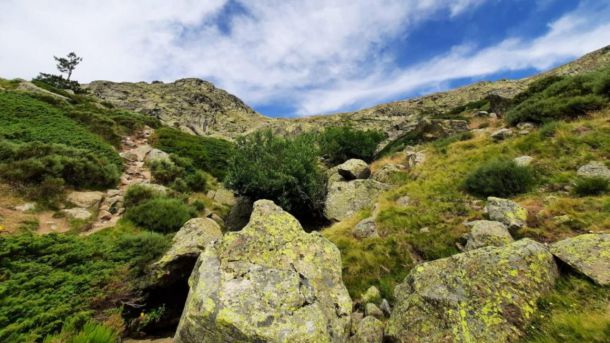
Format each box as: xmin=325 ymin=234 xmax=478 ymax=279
xmin=517 ymin=122 xmax=535 ymax=131
xmin=379 ymin=299 xmax=391 ymax=317
xmin=361 ymin=286 xmax=381 ymax=305
xmin=577 ymin=161 xmax=610 ymax=180
xmin=99 ymin=210 xmax=112 ymax=221
xmin=550 ymin=233 xmax=610 ymax=286
xmin=352 ymin=218 xmax=379 ymax=239
xmin=485 ymin=196 xmax=527 ymax=230
xmin=61 ymin=208 xmax=92 ymax=220
xmin=396 ymin=195 xmax=410 ymax=207
xmin=371 ymin=163 xmax=403 ymax=183
xmin=464 ymin=220 xmax=513 ymax=251
xmin=476 ymin=110 xmax=489 ymax=116
xmin=386 ymin=239 xmax=559 ymax=342
xmin=491 ymin=128 xmax=513 ymax=141
xmin=514 ymin=155 xmax=534 ymax=167
xmin=66 ymin=191 xmax=104 ymax=208
xmin=364 ymin=303 xmax=384 ymax=320
xmin=206 ymin=188 xmax=236 ymax=206
xmin=15 ymin=202 xmax=36 ymax=212
xmin=120 ymin=151 xmax=138 ymax=162
xmin=153 ymin=218 xmax=222 ymax=284
xmin=175 ymin=200 xmax=352 ymax=343
xmin=144 ymin=148 xmax=170 ymax=163
xmin=351 ymin=316 xmax=384 ymax=343
xmin=338 ymin=159 xmax=371 ymax=180
xmin=405 ymin=150 xmax=426 ymax=169
xmin=324 ymin=179 xmax=389 ymax=222
xmin=489 ymin=112 xmax=498 ymax=119
xmin=132 ymin=144 xmax=153 ymax=161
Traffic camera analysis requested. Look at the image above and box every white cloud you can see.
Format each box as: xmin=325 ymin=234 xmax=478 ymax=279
xmin=0 ymin=0 xmax=608 ymax=117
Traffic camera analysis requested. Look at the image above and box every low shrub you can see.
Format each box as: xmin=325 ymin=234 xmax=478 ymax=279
xmin=125 ymin=198 xmax=195 ymax=233
xmin=318 ymin=126 xmax=385 ymax=163
xmin=149 ymin=158 xmax=183 ymax=184
xmin=573 ymin=177 xmax=609 ymax=196
xmin=149 ymin=155 xmax=207 ymax=193
xmin=33 ymin=73 xmax=84 ymax=94
xmin=464 ymin=159 xmax=536 ymax=197
xmin=123 ymin=184 xmax=165 ymax=208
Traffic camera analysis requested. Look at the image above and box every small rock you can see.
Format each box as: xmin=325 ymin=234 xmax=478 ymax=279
xmin=476 ymin=110 xmax=489 ymax=116
xmin=491 ymin=128 xmax=513 ymax=141
xmin=338 ymin=159 xmax=371 ymax=180
xmin=405 ymin=151 xmax=426 ymax=169
xmin=364 ymin=303 xmax=384 ymax=319
xmin=464 ymin=220 xmax=513 ymax=251
xmin=514 ymin=155 xmax=534 ymax=167
xmin=351 ymin=316 xmax=384 ymax=343
xmin=67 ymin=191 xmax=104 ymax=208
xmin=371 ymin=163 xmax=403 ymax=183
xmin=380 ymin=299 xmax=391 ymax=317
xmin=350 ymin=312 xmax=364 ymax=335
xmin=550 ymin=233 xmax=610 ymax=286
xmin=15 ymin=202 xmax=36 ymax=212
xmin=419 ymin=227 xmax=430 ymax=233
xmin=552 ymin=215 xmax=572 ymax=225
xmin=361 ymin=286 xmax=381 ymax=305
xmin=61 ymin=208 xmax=92 ymax=220
xmin=395 ymin=195 xmax=410 ymax=207
xmin=144 ymin=148 xmax=170 ymax=163
xmin=132 ymin=144 xmax=153 ymax=161
xmin=99 ymin=210 xmax=113 ymax=221
xmin=120 ymin=152 xmax=138 ymax=162
xmin=485 ymin=197 xmax=527 ymax=230
xmin=489 ymin=112 xmax=498 ymax=119
xmin=577 ymin=161 xmax=610 ymax=180
xmin=352 ymin=218 xmax=379 ymax=239
xmin=517 ymin=122 xmax=535 ymax=131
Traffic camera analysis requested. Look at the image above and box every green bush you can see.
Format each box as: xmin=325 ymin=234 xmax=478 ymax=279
xmin=123 ymin=184 xmax=165 ymax=208
xmin=318 ymin=126 xmax=385 ymax=163
xmin=573 ymin=177 xmax=609 ymax=196
xmin=33 ymin=73 xmax=83 ymax=94
xmin=464 ymin=159 xmax=536 ymax=197
xmin=149 ymin=158 xmax=183 ymax=184
xmin=225 ymin=130 xmax=326 ymax=221
xmin=148 ymin=155 xmax=207 ymax=193
xmin=125 ymin=198 xmax=195 ymax=233
xmin=0 ymin=231 xmax=169 ymax=342
xmin=152 ymin=127 xmax=234 ymax=179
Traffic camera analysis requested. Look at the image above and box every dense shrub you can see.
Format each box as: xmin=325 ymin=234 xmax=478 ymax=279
xmin=573 ymin=177 xmax=609 ymax=196
xmin=149 ymin=158 xmax=183 ymax=184
xmin=151 ymin=127 xmax=234 ymax=179
xmin=318 ymin=126 xmax=385 ymax=163
xmin=123 ymin=184 xmax=165 ymax=208
xmin=33 ymin=73 xmax=83 ymax=93
xmin=0 ymin=231 xmax=169 ymax=342
xmin=464 ymin=159 xmax=536 ymax=197
xmin=225 ymin=130 xmax=326 ymax=221
xmin=149 ymin=155 xmax=207 ymax=193
xmin=125 ymin=198 xmax=195 ymax=233
xmin=506 ymin=68 xmax=610 ymax=125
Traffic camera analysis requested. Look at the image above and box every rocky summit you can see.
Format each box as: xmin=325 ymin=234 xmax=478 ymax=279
xmin=174 ymin=200 xmax=352 ymax=343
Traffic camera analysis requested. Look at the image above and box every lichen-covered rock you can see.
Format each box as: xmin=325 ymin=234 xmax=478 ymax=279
xmin=325 ymin=180 xmax=389 ymax=222
xmin=379 ymin=299 xmax=391 ymax=317
xmin=175 ymin=200 xmax=352 ymax=343
xmin=66 ymin=191 xmax=104 ymax=208
xmin=364 ymin=303 xmax=384 ymax=320
xmin=485 ymin=197 xmax=527 ymax=230
xmin=464 ymin=220 xmax=513 ymax=251
xmin=361 ymin=286 xmax=381 ymax=305
xmin=352 ymin=218 xmax=379 ymax=239
xmin=371 ymin=163 xmax=403 ymax=183
xmin=577 ymin=161 xmax=610 ymax=180
xmin=386 ymin=239 xmax=558 ymax=342
xmin=491 ymin=128 xmax=513 ymax=141
xmin=550 ymin=233 xmax=610 ymax=286
xmin=350 ymin=316 xmax=384 ymax=343
xmin=153 ymin=218 xmax=223 ymax=284
xmin=144 ymin=148 xmax=170 ymax=163
xmin=513 ymin=155 xmax=534 ymax=167
xmin=405 ymin=151 xmax=426 ymax=170
xmin=338 ymin=159 xmax=371 ymax=180
xmin=207 ymin=188 xmax=236 ymax=206
xmin=61 ymin=208 xmax=92 ymax=220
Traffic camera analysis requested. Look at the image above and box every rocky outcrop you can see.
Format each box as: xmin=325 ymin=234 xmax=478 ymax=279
xmin=350 ymin=316 xmax=384 ymax=343
xmin=66 ymin=191 xmax=105 ymax=208
xmin=464 ymin=220 xmax=513 ymax=251
xmin=577 ymin=161 xmax=610 ymax=180
xmin=153 ymin=218 xmax=223 ymax=285
xmin=175 ymin=200 xmax=352 ymax=343
xmin=550 ymin=233 xmax=610 ymax=286
xmin=485 ymin=197 xmax=527 ymax=230
xmin=338 ymin=159 xmax=371 ymax=180
xmin=386 ymin=239 xmax=558 ymax=342
xmin=324 ymin=180 xmax=389 ymax=222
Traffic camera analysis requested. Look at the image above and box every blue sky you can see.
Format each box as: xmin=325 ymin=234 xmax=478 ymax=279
xmin=1 ymin=1 xmax=610 ymax=118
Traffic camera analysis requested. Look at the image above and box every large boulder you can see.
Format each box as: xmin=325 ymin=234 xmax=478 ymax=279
xmin=175 ymin=200 xmax=352 ymax=343
xmin=325 ymin=180 xmax=389 ymax=222
xmin=153 ymin=218 xmax=223 ymax=285
xmin=550 ymin=233 xmax=610 ymax=286
xmin=386 ymin=239 xmax=558 ymax=342
xmin=66 ymin=191 xmax=105 ymax=208
xmin=484 ymin=197 xmax=527 ymax=230
xmin=464 ymin=220 xmax=513 ymax=251
xmin=338 ymin=159 xmax=371 ymax=180
xmin=576 ymin=161 xmax=610 ymax=180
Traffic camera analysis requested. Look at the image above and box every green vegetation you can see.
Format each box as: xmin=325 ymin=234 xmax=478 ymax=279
xmin=0 ymin=228 xmax=169 ymax=342
xmin=317 ymin=126 xmax=385 ymax=163
xmin=573 ymin=177 xmax=609 ymax=196
xmin=125 ymin=198 xmax=195 ymax=233
xmin=506 ymin=67 xmax=610 ymax=125
xmin=525 ymin=273 xmax=610 ymax=342
xmin=44 ymin=321 xmax=119 ymax=343
xmin=225 ymin=130 xmax=326 ymax=222
xmin=149 ymin=155 xmax=207 ymax=193
xmin=464 ymin=159 xmax=536 ymax=197
xmin=123 ymin=184 xmax=167 ymax=208
xmin=151 ymin=127 xmax=234 ymax=179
